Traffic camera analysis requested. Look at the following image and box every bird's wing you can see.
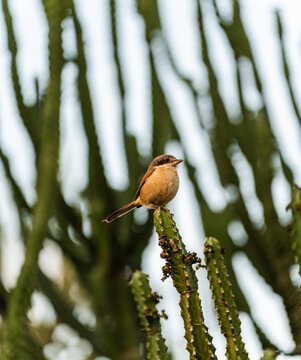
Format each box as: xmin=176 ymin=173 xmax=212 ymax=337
xmin=132 ymin=168 xmax=155 ymax=201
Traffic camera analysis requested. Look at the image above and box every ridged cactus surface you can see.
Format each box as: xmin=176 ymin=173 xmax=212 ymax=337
xmin=130 ymin=270 xmax=169 ymax=360
xmin=153 ymin=207 xmax=216 ymax=360
xmin=204 ymin=237 xmax=249 ymax=359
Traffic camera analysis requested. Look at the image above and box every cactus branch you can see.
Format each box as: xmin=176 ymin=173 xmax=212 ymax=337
xmin=260 ymin=349 xmax=278 ymax=360
xmin=290 ymin=184 xmax=301 ymax=277
xmin=130 ymin=270 xmax=169 ymax=360
xmin=204 ymin=237 xmax=249 ymax=359
xmin=154 ymin=207 xmax=216 ymax=360
xmin=1 ymin=0 xmax=66 ymax=358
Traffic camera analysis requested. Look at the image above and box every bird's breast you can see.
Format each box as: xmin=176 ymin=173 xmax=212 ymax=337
xmin=139 ymin=166 xmax=180 ymax=208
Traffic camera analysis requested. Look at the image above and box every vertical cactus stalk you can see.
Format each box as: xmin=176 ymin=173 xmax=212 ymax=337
xmin=130 ymin=270 xmax=169 ymax=360
xmin=291 ymin=185 xmax=301 ymax=277
xmin=1 ymin=0 xmax=66 ymax=358
xmin=153 ymin=207 xmax=216 ymax=360
xmin=204 ymin=237 xmax=249 ymax=359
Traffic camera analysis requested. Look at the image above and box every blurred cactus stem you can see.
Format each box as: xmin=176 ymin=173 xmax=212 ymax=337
xmin=154 ymin=207 xmax=216 ymax=360
xmin=291 ymin=184 xmax=301 ymax=277
xmin=130 ymin=270 xmax=169 ymax=360
xmin=260 ymin=349 xmax=277 ymax=359
xmin=204 ymin=237 xmax=249 ymax=359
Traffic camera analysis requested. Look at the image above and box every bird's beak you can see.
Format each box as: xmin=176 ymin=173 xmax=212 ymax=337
xmin=173 ymin=159 xmax=183 ymax=166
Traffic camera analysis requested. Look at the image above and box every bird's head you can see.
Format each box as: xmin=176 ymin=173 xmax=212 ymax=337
xmin=148 ymin=154 xmax=183 ymax=170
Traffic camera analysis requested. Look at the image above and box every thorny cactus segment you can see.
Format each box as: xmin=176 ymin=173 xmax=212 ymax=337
xmin=291 ymin=184 xmax=301 ymax=277
xmin=130 ymin=270 xmax=169 ymax=360
xmin=204 ymin=237 xmax=249 ymax=360
xmin=154 ymin=207 xmax=216 ymax=360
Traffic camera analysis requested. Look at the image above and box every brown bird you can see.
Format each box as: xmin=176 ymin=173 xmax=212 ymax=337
xmin=102 ymin=154 xmax=183 ymax=223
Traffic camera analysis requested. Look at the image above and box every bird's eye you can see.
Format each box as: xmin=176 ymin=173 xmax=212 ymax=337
xmin=158 ymin=159 xmax=169 ymax=165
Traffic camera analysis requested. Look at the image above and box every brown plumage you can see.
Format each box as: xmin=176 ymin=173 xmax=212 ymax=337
xmin=102 ymin=154 xmax=183 ymax=223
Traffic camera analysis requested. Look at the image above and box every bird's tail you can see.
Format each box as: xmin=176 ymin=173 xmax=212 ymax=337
xmin=102 ymin=201 xmax=139 ymax=223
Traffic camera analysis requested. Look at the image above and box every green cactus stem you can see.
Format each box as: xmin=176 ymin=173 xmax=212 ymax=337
xmin=260 ymin=349 xmax=277 ymax=360
xmin=154 ymin=207 xmax=216 ymax=360
xmin=204 ymin=237 xmax=249 ymax=359
xmin=130 ymin=270 xmax=169 ymax=360
xmin=290 ymin=184 xmax=301 ymax=277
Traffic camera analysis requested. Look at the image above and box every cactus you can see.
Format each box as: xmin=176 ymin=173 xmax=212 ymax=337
xmin=130 ymin=270 xmax=169 ymax=360
xmin=291 ymin=185 xmax=301 ymax=277
xmin=1 ymin=0 xmax=67 ymax=358
xmin=153 ymin=207 xmax=216 ymax=360
xmin=131 ymin=207 xmax=281 ymax=359
xmin=204 ymin=237 xmax=249 ymax=359
xmin=1 ymin=0 xmax=301 ymax=357
xmin=260 ymin=349 xmax=277 ymax=360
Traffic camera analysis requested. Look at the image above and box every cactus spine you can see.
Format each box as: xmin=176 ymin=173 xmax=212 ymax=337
xmin=153 ymin=207 xmax=216 ymax=360
xmin=130 ymin=270 xmax=169 ymax=359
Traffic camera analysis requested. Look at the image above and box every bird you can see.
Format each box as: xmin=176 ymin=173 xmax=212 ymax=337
xmin=102 ymin=154 xmax=183 ymax=223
